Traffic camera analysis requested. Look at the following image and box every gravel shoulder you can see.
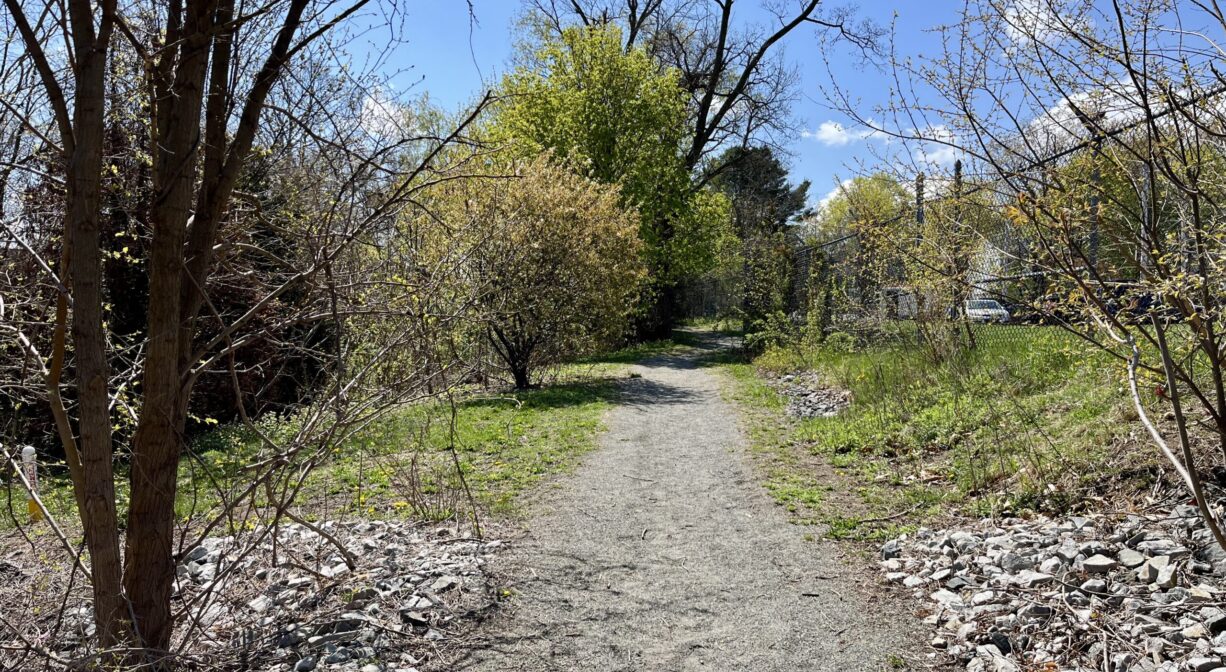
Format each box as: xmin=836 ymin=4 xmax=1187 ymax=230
xmin=449 ymin=335 xmax=922 ymax=671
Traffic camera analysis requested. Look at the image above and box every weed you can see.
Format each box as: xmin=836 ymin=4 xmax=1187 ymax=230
xmin=718 ymin=324 xmax=1146 ymax=539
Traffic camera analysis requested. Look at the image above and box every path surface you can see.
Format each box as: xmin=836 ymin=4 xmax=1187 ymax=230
xmin=452 ymin=335 xmax=916 ymax=671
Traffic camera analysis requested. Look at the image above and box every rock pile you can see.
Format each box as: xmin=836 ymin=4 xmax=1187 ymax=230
xmin=880 ymin=505 xmax=1226 ymax=671
xmin=771 ymin=371 xmax=852 ymax=419
xmin=56 ymin=519 xmax=503 ymax=671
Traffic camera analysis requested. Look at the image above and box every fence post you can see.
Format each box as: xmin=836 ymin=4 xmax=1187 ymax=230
xmin=953 ymin=160 xmax=978 ymax=349
xmin=21 ymin=445 xmax=41 ymax=523
xmin=1071 ymin=102 xmax=1105 ymax=271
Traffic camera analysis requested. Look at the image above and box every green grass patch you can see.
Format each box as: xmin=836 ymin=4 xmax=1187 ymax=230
xmin=717 ymin=324 xmax=1150 ymax=539
xmin=9 ymin=339 xmax=682 ymax=531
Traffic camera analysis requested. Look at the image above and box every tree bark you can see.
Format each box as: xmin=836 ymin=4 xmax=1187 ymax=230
xmin=64 ymin=14 xmax=128 ymax=648
xmin=123 ymin=0 xmax=217 ymax=653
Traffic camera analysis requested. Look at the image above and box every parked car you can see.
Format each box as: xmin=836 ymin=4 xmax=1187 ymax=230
xmin=964 ymin=299 xmax=1011 ymax=323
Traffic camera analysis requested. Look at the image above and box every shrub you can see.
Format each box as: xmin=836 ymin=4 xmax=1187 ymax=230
xmin=417 ymin=155 xmax=646 ymax=388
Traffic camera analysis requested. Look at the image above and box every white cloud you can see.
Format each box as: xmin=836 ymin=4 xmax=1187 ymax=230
xmin=913 ymin=124 xmax=963 ymax=168
xmin=1022 ymin=87 xmax=1145 ymax=153
xmin=817 ymin=178 xmax=855 ymax=211
xmin=1003 ymin=0 xmax=1085 ymax=46
xmin=360 ymin=90 xmax=408 ymax=141
xmin=864 ymin=124 xmax=962 ymax=170
xmin=802 ymin=121 xmax=878 ymax=147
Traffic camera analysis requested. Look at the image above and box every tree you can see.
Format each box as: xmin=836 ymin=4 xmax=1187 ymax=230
xmin=813 ymin=174 xmax=907 ymax=240
xmin=524 ymin=0 xmax=879 ymax=174
xmin=709 ymin=145 xmax=809 ymax=237
xmin=518 ymin=1 xmax=878 ymax=334
xmin=417 ymin=155 xmax=645 ymax=389
xmin=812 ymin=174 xmax=909 ymax=314
xmin=495 ymin=25 xmax=730 ymax=335
xmin=708 ymin=145 xmax=808 ymax=333
xmin=0 ymin=0 xmax=491 ymax=661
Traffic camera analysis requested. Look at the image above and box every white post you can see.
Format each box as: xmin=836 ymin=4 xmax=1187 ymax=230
xmin=20 ymin=445 xmax=41 ymax=522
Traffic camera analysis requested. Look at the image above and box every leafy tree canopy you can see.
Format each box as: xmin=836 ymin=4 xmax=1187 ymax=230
xmin=709 ymin=146 xmax=811 ymax=237
xmin=492 ymin=25 xmax=730 ymax=286
xmin=812 ymin=173 xmax=909 ymax=240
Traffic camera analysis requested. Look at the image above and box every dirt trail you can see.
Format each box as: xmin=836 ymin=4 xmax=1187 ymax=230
xmin=452 ymin=334 xmax=916 ymax=671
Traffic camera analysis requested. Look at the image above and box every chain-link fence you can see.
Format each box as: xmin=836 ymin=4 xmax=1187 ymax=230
xmin=766 ymin=223 xmax=1064 ymax=352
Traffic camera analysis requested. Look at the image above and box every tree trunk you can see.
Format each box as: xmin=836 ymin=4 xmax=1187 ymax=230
xmin=66 ymin=29 xmax=128 ymax=651
xmin=638 ymin=282 xmax=677 ymax=341
xmin=511 ymin=364 xmax=531 ymax=390
xmin=123 ymin=3 xmax=215 ymax=653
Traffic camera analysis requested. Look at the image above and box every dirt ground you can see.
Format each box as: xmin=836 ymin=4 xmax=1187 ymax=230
xmin=447 ymin=335 xmax=924 ymax=671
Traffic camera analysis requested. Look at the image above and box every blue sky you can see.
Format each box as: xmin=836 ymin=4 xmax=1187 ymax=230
xmin=389 ymin=1 xmax=966 ymax=207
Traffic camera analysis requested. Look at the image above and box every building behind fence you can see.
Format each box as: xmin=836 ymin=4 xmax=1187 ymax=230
xmin=678 ymin=176 xmax=1064 ymax=351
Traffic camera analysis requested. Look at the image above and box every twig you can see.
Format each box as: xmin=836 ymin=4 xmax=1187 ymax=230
xmin=858 ymin=503 xmax=922 ymax=525
xmin=4 ymin=448 xmax=90 ymax=580
xmin=280 ymin=506 xmax=357 ymax=571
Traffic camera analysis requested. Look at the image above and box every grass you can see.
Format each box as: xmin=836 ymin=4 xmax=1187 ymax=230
xmin=8 ymin=339 xmax=682 ymax=533
xmin=717 ymin=323 xmax=1152 ymax=540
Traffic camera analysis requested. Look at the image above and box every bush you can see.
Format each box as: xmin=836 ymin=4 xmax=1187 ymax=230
xmin=416 ymin=154 xmax=645 ymax=388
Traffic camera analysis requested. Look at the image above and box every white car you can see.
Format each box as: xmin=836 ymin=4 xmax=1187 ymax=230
xmin=964 ymin=299 xmax=1011 ymax=323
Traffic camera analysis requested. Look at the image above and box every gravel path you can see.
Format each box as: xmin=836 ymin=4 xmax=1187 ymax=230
xmin=451 ymin=335 xmax=917 ymax=671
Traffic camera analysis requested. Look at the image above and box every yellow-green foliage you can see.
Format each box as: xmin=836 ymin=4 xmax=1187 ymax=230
xmin=492 ymin=25 xmax=733 ymax=285
xmin=414 ymin=154 xmax=646 ymax=385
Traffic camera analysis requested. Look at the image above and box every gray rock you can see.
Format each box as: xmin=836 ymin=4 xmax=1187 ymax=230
xmin=947 ymin=576 xmax=974 ymax=590
xmin=1080 ymin=579 xmax=1109 ymax=595
xmin=1154 ymin=587 xmax=1190 ymax=604
xmin=325 ymin=649 xmax=351 ymax=664
xmin=931 ymin=589 xmax=964 ymax=608
xmin=1013 ymin=570 xmax=1054 ymax=588
xmin=1039 ymin=556 xmax=1063 ymax=574
xmin=1019 ymin=603 xmax=1052 ymax=618
xmin=1138 ymin=540 xmax=1189 ymax=559
xmin=971 ymin=590 xmax=997 ymax=606
xmin=881 ymin=539 xmax=902 ymax=560
xmin=1055 ymin=544 xmax=1081 ymax=563
xmin=1189 ymin=657 xmax=1223 ymax=672
xmin=1156 ymin=564 xmax=1178 ymax=589
xmin=294 ymin=656 xmax=317 ymax=672
xmin=1083 ymin=554 xmax=1118 ymax=573
xmin=1182 ymin=623 xmax=1210 ymax=639
xmin=1207 ymin=613 xmax=1226 ymax=636
xmin=277 ymin=628 xmax=305 ymax=648
xmin=400 ymin=610 xmax=429 ymax=627
xmin=428 ymin=575 xmax=458 ymax=593
xmin=1138 ymin=556 xmax=1171 ymax=582
xmin=987 ymin=630 xmax=1012 ymax=654
xmin=1001 ymin=553 xmax=1035 ymax=572
xmin=400 ymin=595 xmax=432 ymax=610
xmin=1079 ymin=541 xmax=1109 ymax=557
xmin=1118 ymin=548 xmax=1146 ymax=568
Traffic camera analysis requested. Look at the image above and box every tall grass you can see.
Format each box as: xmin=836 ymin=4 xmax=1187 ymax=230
xmin=756 ymin=324 xmax=1139 ymax=513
